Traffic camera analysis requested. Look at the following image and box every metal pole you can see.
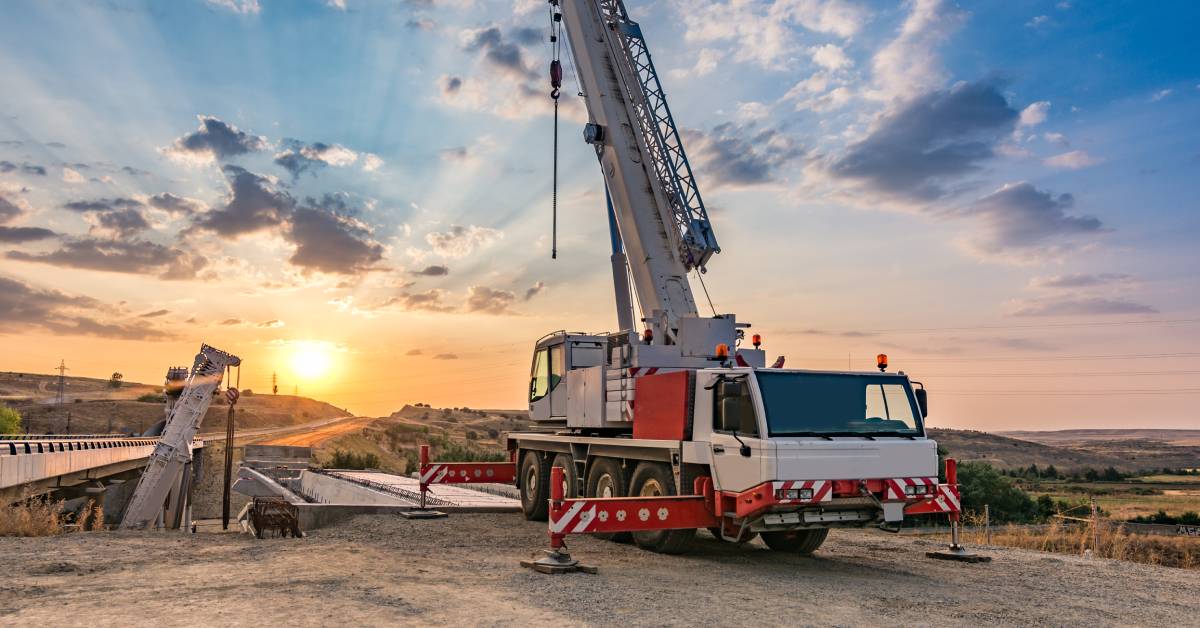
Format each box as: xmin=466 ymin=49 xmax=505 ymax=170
xmin=419 ymin=445 xmax=429 ymax=510
xmin=1090 ymin=498 xmax=1099 ymax=555
xmin=984 ymin=504 xmax=991 ymax=544
xmin=222 ymin=402 xmax=235 ymax=530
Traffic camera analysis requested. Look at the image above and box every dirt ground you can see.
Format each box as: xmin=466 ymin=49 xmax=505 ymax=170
xmin=1 ymin=514 xmax=1196 ymax=627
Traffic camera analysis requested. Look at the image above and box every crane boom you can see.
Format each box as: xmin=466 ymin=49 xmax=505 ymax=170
xmin=559 ymin=0 xmax=718 ymax=340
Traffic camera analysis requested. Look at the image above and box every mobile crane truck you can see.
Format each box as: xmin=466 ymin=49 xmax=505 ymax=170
xmin=421 ymin=0 xmax=962 ymax=563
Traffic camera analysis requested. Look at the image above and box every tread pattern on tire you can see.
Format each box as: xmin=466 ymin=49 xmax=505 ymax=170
xmin=629 ymin=462 xmax=695 ymax=554
xmin=519 ymin=450 xmax=551 ymax=521
xmin=761 ymin=528 xmax=828 ymax=555
xmin=585 ymin=457 xmax=630 ymax=542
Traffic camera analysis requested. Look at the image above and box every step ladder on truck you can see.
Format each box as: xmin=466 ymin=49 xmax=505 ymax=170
xmin=417 ymin=0 xmax=985 ymax=570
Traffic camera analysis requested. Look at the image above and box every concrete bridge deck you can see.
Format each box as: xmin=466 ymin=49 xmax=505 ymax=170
xmin=0 ymin=435 xmax=203 ymax=503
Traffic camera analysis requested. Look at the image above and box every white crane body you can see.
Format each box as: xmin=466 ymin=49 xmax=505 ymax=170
xmin=501 ymin=0 xmax=956 ymax=553
xmin=120 ymin=344 xmax=239 ymax=530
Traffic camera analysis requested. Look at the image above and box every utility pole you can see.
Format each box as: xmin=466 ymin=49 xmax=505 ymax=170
xmin=272 ymin=371 xmax=278 ymax=395
xmin=55 ymin=359 xmax=69 ymax=410
xmin=65 ymin=411 xmax=71 ymax=435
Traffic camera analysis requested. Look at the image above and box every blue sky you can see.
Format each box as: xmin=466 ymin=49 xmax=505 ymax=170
xmin=1 ymin=0 xmax=1197 ymax=428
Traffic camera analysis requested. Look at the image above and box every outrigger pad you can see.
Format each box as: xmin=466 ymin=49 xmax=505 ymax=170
xmin=400 ymin=509 xmax=447 ymax=519
xmin=926 ymin=547 xmax=992 ymax=563
xmin=520 ymin=550 xmax=598 ymax=575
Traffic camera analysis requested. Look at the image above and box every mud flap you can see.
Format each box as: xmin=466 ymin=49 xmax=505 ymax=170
xmin=883 ymin=501 xmax=905 ymax=523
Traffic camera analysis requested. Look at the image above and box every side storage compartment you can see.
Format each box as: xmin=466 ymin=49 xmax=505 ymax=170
xmin=631 ymin=370 xmax=696 ymax=440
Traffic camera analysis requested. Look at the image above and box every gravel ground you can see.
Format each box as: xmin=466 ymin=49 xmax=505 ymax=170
xmin=1 ymin=513 xmax=1195 ymax=626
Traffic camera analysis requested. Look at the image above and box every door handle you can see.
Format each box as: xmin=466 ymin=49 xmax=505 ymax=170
xmin=712 ymin=445 xmax=725 ymax=455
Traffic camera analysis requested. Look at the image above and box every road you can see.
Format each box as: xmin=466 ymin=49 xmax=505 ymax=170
xmin=258 ymin=416 xmax=374 ymax=446
xmin=1 ymin=514 xmax=1195 ymax=626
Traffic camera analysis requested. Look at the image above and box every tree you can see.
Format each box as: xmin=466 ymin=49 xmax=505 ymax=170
xmin=108 ymin=372 xmax=124 ymax=388
xmin=1102 ymin=466 xmax=1123 ymax=482
xmin=0 ymin=406 xmax=22 ymax=434
xmin=956 ymin=461 xmax=1038 ymax=523
xmin=1043 ymin=464 xmax=1059 ymax=479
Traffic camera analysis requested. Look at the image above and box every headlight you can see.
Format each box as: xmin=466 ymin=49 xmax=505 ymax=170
xmin=776 ymin=488 xmax=815 ymax=501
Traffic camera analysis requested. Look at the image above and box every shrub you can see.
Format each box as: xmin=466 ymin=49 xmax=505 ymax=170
xmin=325 ymin=450 xmax=381 ymax=470
xmin=466 ymin=431 xmax=478 ymax=440
xmin=486 ymin=428 xmax=500 ymax=439
xmin=0 ymin=406 xmax=22 ymax=434
xmin=0 ymin=496 xmax=64 ymax=536
xmin=137 ymin=393 xmax=165 ymax=403
xmin=956 ymin=461 xmax=1037 ymax=523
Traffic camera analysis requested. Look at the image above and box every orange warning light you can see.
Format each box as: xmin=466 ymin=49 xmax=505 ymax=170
xmin=715 ymin=343 xmax=730 ymax=359
xmin=751 ymin=334 xmax=762 ymax=348
xmin=876 ymin=353 xmax=888 ymax=372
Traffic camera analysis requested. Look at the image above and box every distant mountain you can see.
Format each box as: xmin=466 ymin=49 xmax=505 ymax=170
xmin=929 ymin=428 xmax=1200 ymax=472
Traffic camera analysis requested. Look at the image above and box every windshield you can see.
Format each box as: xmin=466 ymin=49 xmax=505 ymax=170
xmin=756 ymin=372 xmax=923 ymax=436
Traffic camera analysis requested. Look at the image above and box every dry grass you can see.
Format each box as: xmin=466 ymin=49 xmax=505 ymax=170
xmin=959 ymin=517 xmax=1200 ymax=570
xmin=0 ymin=496 xmax=65 ymax=536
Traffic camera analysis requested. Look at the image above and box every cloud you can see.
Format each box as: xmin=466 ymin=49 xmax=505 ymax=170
xmin=465 ymin=285 xmax=516 ymax=315
xmin=361 ymin=153 xmax=384 ymax=172
xmin=273 ymin=139 xmax=360 ymax=179
xmin=810 ymin=44 xmax=852 ymax=70
xmin=1029 ymin=273 xmax=1134 ymax=289
xmin=1044 ymin=150 xmax=1099 ymax=170
xmin=433 ymin=353 xmax=458 ymax=360
xmin=676 ymin=0 xmax=868 ymax=68
xmin=412 ymin=264 xmax=449 ymax=276
xmin=206 ymin=0 xmax=260 ymax=14
xmin=828 ymin=80 xmax=1019 ymax=202
xmin=1009 ymin=297 xmax=1157 ymax=317
xmin=0 ymin=275 xmax=171 ymax=340
xmin=1149 ymin=88 xmax=1173 ymax=102
xmin=0 ymin=226 xmax=57 ymax=243
xmin=405 ymin=348 xmax=423 ymax=356
xmin=220 ymin=318 xmax=243 ymax=326
xmin=0 ymin=161 xmax=46 ymax=176
xmin=62 ymin=167 xmax=86 ymax=184
xmin=139 ymin=309 xmax=170 ymax=318
xmin=256 ymin=319 xmax=285 ymax=328
xmin=148 ymin=193 xmax=206 ymax=215
xmin=688 ymin=123 xmax=802 ymax=186
xmin=286 ymin=195 xmax=384 ymax=275
xmin=524 ymin=280 xmax=545 ymax=301
xmin=870 ymin=0 xmax=966 ymax=101
xmin=1025 ymin=15 xmax=1052 ymax=29
xmin=460 ymin=26 xmax=537 ymax=80
xmin=425 ymin=224 xmax=503 ymax=258
xmin=964 ymin=182 xmax=1103 ymax=258
xmin=670 ymin=48 xmax=724 ymax=79
xmin=190 ymin=165 xmax=292 ymax=237
xmin=6 ymin=237 xmax=209 ymax=280
xmin=164 ymin=115 xmax=267 ymax=165
xmin=63 ymin=197 xmax=143 ymax=213
xmin=1018 ymin=101 xmax=1050 ymax=128
xmin=383 ymin=289 xmax=454 ymax=312
xmin=92 ymin=207 xmax=151 ymax=238
xmin=0 ymin=196 xmax=23 ymax=222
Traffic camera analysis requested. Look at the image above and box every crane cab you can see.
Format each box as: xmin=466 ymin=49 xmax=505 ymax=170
xmin=528 ymin=332 xmax=607 ymax=424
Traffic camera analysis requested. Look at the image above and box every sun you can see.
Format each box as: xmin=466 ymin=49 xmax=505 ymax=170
xmin=289 ymin=342 xmax=334 ymax=381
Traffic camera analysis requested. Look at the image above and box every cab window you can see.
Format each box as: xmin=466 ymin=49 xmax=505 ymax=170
xmin=530 ymin=348 xmax=549 ymax=401
xmin=549 ymin=344 xmax=565 ymax=392
xmin=713 ymin=378 xmax=758 ymax=436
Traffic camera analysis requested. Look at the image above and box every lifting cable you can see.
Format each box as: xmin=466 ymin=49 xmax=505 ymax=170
xmin=549 ymin=1 xmax=563 ymax=260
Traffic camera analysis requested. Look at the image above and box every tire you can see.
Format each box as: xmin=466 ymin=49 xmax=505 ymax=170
xmin=628 ymin=462 xmax=696 ymax=554
xmin=550 ymin=453 xmax=578 ymax=498
xmin=585 ymin=457 xmax=630 ymax=542
xmin=519 ymin=450 xmax=551 ymax=521
xmin=760 ymin=528 xmax=829 ymax=555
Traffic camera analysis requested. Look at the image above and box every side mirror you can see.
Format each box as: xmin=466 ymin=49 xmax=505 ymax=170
xmin=720 ymin=397 xmax=740 ymax=431
xmin=915 ymin=388 xmax=928 ymax=418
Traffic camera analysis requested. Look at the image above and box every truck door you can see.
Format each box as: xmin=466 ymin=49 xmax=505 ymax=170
xmin=708 ymin=377 xmax=767 ymax=492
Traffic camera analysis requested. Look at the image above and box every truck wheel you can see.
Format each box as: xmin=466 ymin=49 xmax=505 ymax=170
xmin=760 ymin=529 xmax=829 ymax=555
xmin=550 ymin=453 xmax=578 ymax=498
xmin=519 ymin=450 xmax=551 ymax=521
xmin=585 ymin=457 xmax=629 ymax=542
xmin=629 ymin=462 xmax=695 ymax=554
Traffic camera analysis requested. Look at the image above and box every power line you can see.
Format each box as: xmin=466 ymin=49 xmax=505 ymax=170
xmin=783 ymin=317 xmax=1200 ymax=336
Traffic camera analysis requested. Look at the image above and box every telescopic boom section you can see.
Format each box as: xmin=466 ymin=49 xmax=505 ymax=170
xmin=558 ymin=0 xmax=719 ymax=340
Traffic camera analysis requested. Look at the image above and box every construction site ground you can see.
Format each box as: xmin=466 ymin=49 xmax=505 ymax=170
xmin=2 ymin=514 xmax=1195 ymax=626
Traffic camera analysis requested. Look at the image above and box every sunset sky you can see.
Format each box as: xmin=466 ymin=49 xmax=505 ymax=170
xmin=1 ymin=0 xmax=1197 ymax=430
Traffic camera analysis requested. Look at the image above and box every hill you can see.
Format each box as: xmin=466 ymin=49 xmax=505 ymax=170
xmin=0 ymin=371 xmax=350 ymax=435
xmin=928 ymin=428 xmax=1199 ymax=472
